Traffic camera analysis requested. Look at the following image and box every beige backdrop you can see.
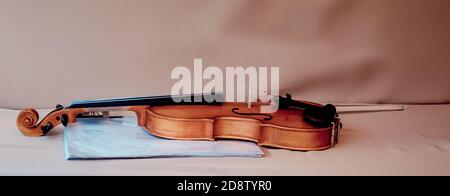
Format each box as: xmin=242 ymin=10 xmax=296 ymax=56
xmin=1 ymin=0 xmax=449 ymax=109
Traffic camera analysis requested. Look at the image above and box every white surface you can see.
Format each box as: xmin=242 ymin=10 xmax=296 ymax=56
xmin=0 ymin=105 xmax=449 ymax=175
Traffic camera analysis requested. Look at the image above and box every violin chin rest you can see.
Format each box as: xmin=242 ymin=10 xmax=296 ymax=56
xmin=303 ymin=104 xmax=337 ymax=127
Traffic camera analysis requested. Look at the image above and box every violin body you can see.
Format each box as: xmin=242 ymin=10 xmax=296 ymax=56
xmin=17 ymin=94 xmax=341 ymax=151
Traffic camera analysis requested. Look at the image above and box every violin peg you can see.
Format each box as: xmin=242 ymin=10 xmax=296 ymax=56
xmin=40 ymin=122 xmax=53 ymax=134
xmin=61 ymin=114 xmax=68 ymax=127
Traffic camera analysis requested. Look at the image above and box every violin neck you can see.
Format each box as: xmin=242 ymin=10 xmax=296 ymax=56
xmin=67 ymin=93 xmax=320 ymax=111
xmin=67 ymin=93 xmax=223 ymax=109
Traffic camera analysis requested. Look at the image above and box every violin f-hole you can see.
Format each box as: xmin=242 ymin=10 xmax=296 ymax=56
xmin=231 ymin=108 xmax=273 ymax=120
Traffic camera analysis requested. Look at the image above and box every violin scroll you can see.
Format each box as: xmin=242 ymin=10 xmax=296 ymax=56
xmin=16 ymin=107 xmax=85 ymax=137
xmin=17 ymin=108 xmax=41 ymax=136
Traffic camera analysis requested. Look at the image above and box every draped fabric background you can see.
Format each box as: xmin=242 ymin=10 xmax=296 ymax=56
xmin=0 ymin=0 xmax=449 ymax=109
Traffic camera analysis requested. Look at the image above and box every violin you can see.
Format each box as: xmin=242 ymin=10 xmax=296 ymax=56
xmin=16 ymin=94 xmax=342 ymax=151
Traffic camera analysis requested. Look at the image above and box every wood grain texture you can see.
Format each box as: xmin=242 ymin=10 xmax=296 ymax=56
xmin=138 ymin=104 xmax=335 ymax=151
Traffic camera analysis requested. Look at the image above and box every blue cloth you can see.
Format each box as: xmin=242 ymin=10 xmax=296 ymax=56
xmin=64 ymin=117 xmax=263 ymax=160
